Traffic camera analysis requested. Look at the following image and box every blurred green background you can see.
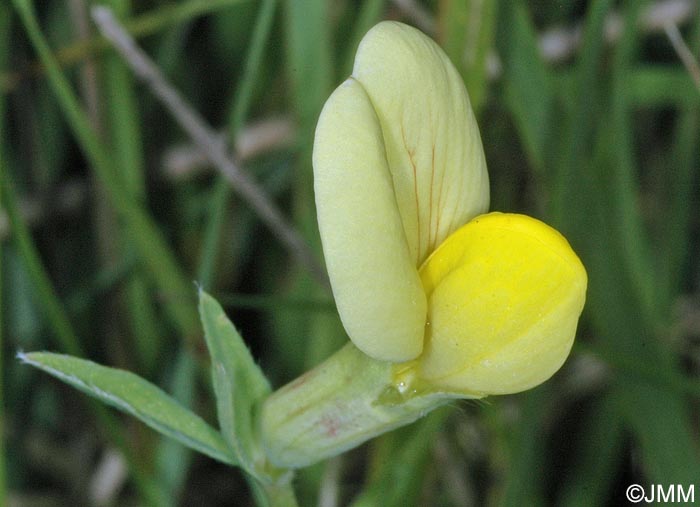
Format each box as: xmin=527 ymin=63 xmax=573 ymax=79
xmin=1 ymin=0 xmax=699 ymax=505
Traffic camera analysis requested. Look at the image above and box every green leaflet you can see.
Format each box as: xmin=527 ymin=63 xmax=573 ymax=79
xmin=20 ymin=293 xmax=297 ymax=505
xmin=18 ymin=351 xmax=235 ymax=466
xmin=198 ymin=290 xmax=271 ymax=475
xmin=198 ymin=291 xmax=298 ymax=505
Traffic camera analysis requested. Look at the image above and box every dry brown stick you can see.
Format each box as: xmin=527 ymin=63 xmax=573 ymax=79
xmin=90 ymin=6 xmax=329 ymax=288
xmin=0 ymin=117 xmax=294 ymax=239
xmin=162 ymin=116 xmax=295 ymax=181
xmin=663 ymin=22 xmax=700 ymax=92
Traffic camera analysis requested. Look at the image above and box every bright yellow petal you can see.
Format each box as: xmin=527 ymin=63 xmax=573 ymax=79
xmin=313 ymin=78 xmax=427 ymax=362
xmin=417 ymin=213 xmax=587 ymax=395
xmin=353 ymin=21 xmax=489 ymax=266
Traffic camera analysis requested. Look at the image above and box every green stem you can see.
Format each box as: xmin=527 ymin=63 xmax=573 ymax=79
xmin=264 ymin=482 xmax=300 ymax=507
xmin=247 ymin=475 xmax=299 ymax=507
xmin=261 ymin=344 xmax=449 ymax=469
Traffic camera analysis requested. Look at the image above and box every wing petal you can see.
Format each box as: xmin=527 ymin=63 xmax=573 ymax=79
xmin=313 ymin=78 xmax=427 ymax=361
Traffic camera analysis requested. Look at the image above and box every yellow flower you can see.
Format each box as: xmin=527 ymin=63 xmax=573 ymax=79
xmin=261 ymin=21 xmax=587 ymax=469
xmin=313 ymin=21 xmax=586 ymax=395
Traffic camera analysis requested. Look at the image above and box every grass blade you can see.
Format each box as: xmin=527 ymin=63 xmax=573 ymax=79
xmin=558 ymin=395 xmax=624 ymax=506
xmin=198 ymin=0 xmax=277 ymax=290
xmin=12 ymin=0 xmax=201 ymax=339
xmin=99 ymin=0 xmax=163 ymax=373
xmin=1 ymin=0 xmax=252 ymax=94
xmin=350 ymin=409 xmax=449 ymax=507
xmin=659 ymin=14 xmax=700 ymax=301
xmin=499 ymin=388 xmax=548 ymax=507
xmin=0 ymin=5 xmax=12 ymax=502
xmin=549 ymin=0 xmax=613 ymax=228
xmin=155 ymin=350 xmax=197 ymax=504
xmin=439 ymin=0 xmax=498 ymax=113
xmin=497 ymin=0 xmax=552 ymax=172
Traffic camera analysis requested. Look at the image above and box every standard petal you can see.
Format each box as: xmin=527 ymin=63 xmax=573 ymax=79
xmin=353 ymin=21 xmax=489 ymax=266
xmin=313 ymin=78 xmax=427 ymax=362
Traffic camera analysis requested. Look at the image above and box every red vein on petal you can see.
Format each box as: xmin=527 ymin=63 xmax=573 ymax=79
xmin=402 ymin=123 xmax=421 ymax=262
xmin=434 ymin=144 xmax=447 ymax=254
xmin=445 ymin=154 xmax=464 ymax=241
xmin=429 ymin=145 xmax=436 ymax=253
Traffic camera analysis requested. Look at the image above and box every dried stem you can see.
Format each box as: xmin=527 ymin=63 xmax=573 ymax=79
xmin=664 ymin=22 xmax=700 ymax=92
xmin=0 ymin=116 xmax=294 ymax=238
xmin=90 ymin=6 xmax=329 ymax=288
xmin=162 ymin=116 xmax=295 ymax=181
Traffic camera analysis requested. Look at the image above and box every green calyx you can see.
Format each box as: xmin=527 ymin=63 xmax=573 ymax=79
xmin=260 ymin=343 xmax=454 ymax=469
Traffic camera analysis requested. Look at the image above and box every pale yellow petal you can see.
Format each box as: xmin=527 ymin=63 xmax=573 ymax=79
xmin=418 ymin=213 xmax=587 ymax=395
xmin=353 ymin=21 xmax=489 ymax=266
xmin=313 ymin=78 xmax=427 ymax=362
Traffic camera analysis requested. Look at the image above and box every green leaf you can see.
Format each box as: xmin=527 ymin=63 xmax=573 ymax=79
xmin=18 ymin=351 xmax=235 ymax=466
xmin=198 ymin=292 xmax=299 ymax=506
xmin=198 ymin=0 xmax=277 ymax=291
xmin=198 ymin=290 xmax=271 ymax=474
xmin=607 ymin=1 xmax=657 ymax=322
xmin=284 ymin=0 xmax=332 ymax=132
xmin=283 ymin=0 xmax=332 ymax=240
